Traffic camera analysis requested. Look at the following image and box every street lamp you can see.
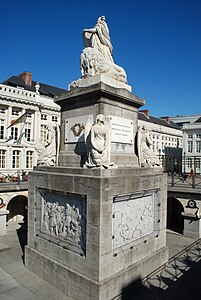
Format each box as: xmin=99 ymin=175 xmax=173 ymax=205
xmin=183 ymin=151 xmax=186 ymax=173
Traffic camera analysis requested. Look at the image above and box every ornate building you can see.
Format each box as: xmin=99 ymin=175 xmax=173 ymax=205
xmin=0 ymin=71 xmax=66 ymax=181
xmin=138 ymin=110 xmax=183 ymax=154
xmin=170 ymin=114 xmax=201 ymax=173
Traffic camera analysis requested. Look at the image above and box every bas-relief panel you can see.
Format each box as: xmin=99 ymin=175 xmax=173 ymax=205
xmin=113 ymin=194 xmax=155 ymax=249
xmin=65 ymin=115 xmax=92 ymax=143
xmin=38 ymin=189 xmax=86 ymax=254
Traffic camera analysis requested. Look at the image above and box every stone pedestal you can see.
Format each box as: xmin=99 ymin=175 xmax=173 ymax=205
xmin=25 ymin=82 xmax=168 ymax=299
xmin=183 ymin=213 xmax=201 ymax=238
xmin=0 ymin=210 xmax=9 ymax=236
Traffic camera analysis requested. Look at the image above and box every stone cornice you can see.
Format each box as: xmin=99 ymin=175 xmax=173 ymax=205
xmin=0 ymin=84 xmax=60 ymax=112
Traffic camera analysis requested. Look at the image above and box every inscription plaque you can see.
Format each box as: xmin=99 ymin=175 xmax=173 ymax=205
xmin=109 ymin=116 xmax=133 ymax=144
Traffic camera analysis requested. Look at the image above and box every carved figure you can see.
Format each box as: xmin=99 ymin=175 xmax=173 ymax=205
xmin=42 ymin=200 xmax=82 ymax=246
xmin=85 ymin=114 xmax=111 ymax=168
xmin=137 ymin=125 xmax=161 ymax=167
xmin=37 ymin=123 xmax=60 ymax=166
xmin=80 ymin=16 xmax=127 ymax=83
xmin=83 ymin=16 xmax=113 ymax=62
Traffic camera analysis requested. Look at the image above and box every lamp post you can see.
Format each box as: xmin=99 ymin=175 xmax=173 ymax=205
xmin=183 ymin=151 xmax=186 ymax=173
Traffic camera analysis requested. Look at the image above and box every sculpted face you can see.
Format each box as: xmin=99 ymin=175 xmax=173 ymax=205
xmin=96 ymin=114 xmax=105 ymax=123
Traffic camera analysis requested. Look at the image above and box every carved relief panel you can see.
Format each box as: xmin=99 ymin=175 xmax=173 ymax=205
xmin=37 ymin=189 xmax=86 ymax=254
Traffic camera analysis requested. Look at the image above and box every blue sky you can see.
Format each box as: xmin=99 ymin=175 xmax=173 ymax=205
xmin=0 ymin=0 xmax=200 ymax=117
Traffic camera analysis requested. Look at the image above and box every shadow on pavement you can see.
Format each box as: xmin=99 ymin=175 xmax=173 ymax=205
xmin=16 ymin=218 xmax=27 ymax=264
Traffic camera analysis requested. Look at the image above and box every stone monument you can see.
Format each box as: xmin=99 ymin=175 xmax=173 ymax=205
xmin=25 ymin=16 xmax=168 ymax=300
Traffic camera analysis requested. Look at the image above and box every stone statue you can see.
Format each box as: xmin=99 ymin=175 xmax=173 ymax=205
xmin=82 ymin=16 xmax=113 ymax=62
xmin=85 ymin=114 xmax=111 ymax=168
xmin=137 ymin=125 xmax=161 ymax=167
xmin=80 ymin=16 xmax=127 ymax=83
xmin=37 ymin=123 xmax=60 ymax=166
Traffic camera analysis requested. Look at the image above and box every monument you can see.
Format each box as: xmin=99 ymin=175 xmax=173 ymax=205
xmin=25 ymin=16 xmax=168 ymax=299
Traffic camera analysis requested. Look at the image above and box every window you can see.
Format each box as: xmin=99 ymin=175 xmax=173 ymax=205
xmin=187 ymin=141 xmax=192 ymax=153
xmin=187 ymin=158 xmax=192 ymax=168
xmin=196 ymin=134 xmax=201 ymax=139
xmin=196 ymin=141 xmax=201 ymax=153
xmin=152 ymin=141 xmax=155 ymax=152
xmin=12 ymin=150 xmax=20 ymax=168
xmin=12 ymin=109 xmax=20 ymax=116
xmin=40 ymin=125 xmax=47 ymax=143
xmin=0 ymin=107 xmax=5 ymax=114
xmin=0 ymin=119 xmax=4 ymax=140
xmin=11 ymin=126 xmax=18 ymax=141
xmin=25 ymin=123 xmax=31 ymax=141
xmin=41 ymin=114 xmax=47 ymax=120
xmin=26 ymin=112 xmax=32 ymax=119
xmin=0 ymin=150 xmax=6 ymax=168
xmin=52 ymin=116 xmax=58 ymax=122
xmin=195 ymin=159 xmax=201 ymax=169
xmin=26 ymin=151 xmax=33 ymax=168
xmin=188 ymin=134 xmax=192 ymax=139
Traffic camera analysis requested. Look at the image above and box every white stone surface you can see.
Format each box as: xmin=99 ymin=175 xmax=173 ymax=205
xmin=69 ymin=73 xmax=132 ymax=92
xmin=65 ymin=115 xmax=90 ymax=143
xmin=109 ymin=115 xmax=134 ymax=144
xmin=113 ymin=194 xmax=154 ymax=248
xmin=80 ymin=16 xmax=128 ymax=85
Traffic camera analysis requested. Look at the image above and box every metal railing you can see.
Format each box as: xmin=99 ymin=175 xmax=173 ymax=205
xmin=0 ymin=170 xmax=28 ymax=184
xmin=160 ymin=154 xmax=201 ymax=189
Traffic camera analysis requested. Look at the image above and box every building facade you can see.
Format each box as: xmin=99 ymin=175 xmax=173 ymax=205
xmin=138 ymin=110 xmax=183 ymax=155
xmin=0 ymin=71 xmax=66 ymax=181
xmin=170 ymin=114 xmax=201 ymax=173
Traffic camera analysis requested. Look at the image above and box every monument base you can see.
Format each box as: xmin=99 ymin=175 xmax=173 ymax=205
xmin=26 ymin=244 xmax=168 ymax=299
xmin=25 ymin=166 xmax=168 ymax=300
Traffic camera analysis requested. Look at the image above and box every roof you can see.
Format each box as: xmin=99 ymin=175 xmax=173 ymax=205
xmin=195 ymin=117 xmax=201 ymax=123
xmin=138 ymin=112 xmax=181 ymax=130
xmin=1 ymin=75 xmax=67 ymax=98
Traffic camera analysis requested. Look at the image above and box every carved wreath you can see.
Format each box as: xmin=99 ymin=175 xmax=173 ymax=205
xmin=70 ymin=123 xmax=85 ymax=137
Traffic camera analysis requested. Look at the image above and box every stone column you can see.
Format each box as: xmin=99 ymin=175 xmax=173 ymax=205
xmin=0 ymin=210 xmax=9 ymax=236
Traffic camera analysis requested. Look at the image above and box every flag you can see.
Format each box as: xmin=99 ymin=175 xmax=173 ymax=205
xmin=6 ymin=111 xmax=28 ymax=129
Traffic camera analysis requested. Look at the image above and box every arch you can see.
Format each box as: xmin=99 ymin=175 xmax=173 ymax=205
xmin=167 ymin=197 xmax=184 ymax=234
xmin=6 ymin=195 xmax=28 ymax=224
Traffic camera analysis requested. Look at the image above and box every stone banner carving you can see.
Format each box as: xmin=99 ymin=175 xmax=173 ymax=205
xmin=38 ymin=189 xmax=86 ymax=253
xmin=113 ymin=193 xmax=155 ymax=249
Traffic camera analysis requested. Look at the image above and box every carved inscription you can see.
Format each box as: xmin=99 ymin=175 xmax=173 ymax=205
xmin=109 ymin=116 xmax=133 ymax=144
xmin=113 ymin=194 xmax=154 ymax=249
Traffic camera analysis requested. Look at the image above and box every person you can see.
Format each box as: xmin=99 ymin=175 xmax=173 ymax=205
xmin=86 ymin=114 xmax=110 ymax=168
xmin=83 ymin=16 xmax=114 ymax=62
xmin=190 ymin=168 xmax=194 ymax=177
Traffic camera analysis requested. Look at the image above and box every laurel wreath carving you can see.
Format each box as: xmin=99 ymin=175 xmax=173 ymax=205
xmin=70 ymin=123 xmax=85 ymax=137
